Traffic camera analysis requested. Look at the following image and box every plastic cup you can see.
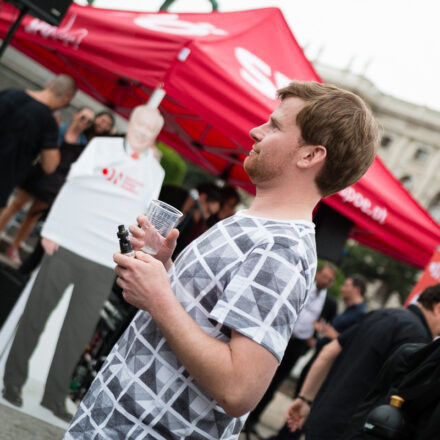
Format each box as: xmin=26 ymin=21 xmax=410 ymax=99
xmin=141 ymin=199 xmax=183 ymax=254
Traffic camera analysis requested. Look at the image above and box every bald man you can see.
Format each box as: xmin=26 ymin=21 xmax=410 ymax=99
xmin=3 ymin=106 xmax=165 ymax=422
xmin=0 ymin=74 xmax=77 ymax=207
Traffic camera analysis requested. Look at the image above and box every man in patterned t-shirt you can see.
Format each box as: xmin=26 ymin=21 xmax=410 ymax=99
xmin=64 ymin=81 xmax=379 ymax=439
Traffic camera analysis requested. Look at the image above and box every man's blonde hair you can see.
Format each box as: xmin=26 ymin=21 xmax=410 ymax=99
xmin=277 ymin=81 xmax=379 ymax=197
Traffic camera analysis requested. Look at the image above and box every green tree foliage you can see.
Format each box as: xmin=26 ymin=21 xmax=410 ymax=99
xmin=339 ymin=241 xmax=420 ymax=303
xmin=181 ymin=160 xmax=217 ymax=189
xmin=157 ymin=142 xmax=188 ymax=187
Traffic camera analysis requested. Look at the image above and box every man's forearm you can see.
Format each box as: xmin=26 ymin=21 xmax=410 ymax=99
xmin=298 ymin=340 xmax=342 ymax=401
xmin=148 ymin=288 xmax=276 ymax=417
xmin=115 ymin=252 xmax=277 ymax=417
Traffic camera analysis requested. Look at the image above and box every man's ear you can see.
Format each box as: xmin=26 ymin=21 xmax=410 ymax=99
xmin=297 ymin=145 xmax=326 ymax=169
xmin=433 ymin=302 xmax=440 ymax=316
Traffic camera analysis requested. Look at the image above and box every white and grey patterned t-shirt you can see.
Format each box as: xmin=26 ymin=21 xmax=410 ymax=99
xmin=64 ymin=212 xmax=317 ymax=440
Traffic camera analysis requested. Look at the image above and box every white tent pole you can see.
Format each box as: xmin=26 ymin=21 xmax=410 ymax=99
xmin=146 ymin=86 xmax=166 ymax=109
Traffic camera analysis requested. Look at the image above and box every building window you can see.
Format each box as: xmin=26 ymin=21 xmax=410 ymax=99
xmin=381 ymin=135 xmax=393 ymax=148
xmin=413 ymin=147 xmax=429 ymax=163
xmin=429 ymin=193 xmax=440 ymax=222
xmin=400 ymin=175 xmax=412 ymax=191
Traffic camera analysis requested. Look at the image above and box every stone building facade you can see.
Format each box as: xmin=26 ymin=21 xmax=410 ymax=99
xmin=316 ymin=63 xmax=440 ymax=222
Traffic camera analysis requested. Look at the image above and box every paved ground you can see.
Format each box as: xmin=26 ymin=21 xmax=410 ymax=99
xmin=0 ymin=403 xmax=65 ymax=440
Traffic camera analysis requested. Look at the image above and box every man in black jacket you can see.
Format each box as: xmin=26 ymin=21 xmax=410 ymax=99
xmin=284 ymin=284 xmax=440 ymax=440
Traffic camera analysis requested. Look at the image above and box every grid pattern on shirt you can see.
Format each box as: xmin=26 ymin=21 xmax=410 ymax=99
xmin=64 ymin=213 xmax=316 ymax=440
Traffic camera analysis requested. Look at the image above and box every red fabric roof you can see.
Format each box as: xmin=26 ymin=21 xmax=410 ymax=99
xmin=1 ymin=3 xmax=439 ymax=268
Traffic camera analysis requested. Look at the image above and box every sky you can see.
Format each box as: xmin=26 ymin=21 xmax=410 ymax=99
xmin=84 ymin=0 xmax=440 ymax=111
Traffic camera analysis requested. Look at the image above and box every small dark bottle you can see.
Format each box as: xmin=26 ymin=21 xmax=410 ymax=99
xmin=363 ymin=395 xmax=407 ymax=439
xmin=117 ymin=225 xmax=134 ymax=257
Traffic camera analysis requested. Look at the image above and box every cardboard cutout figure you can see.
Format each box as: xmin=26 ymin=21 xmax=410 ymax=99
xmin=2 ymin=106 xmax=165 ymax=422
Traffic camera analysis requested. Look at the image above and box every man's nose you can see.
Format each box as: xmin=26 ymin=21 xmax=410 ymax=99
xmin=249 ymin=125 xmax=263 ymax=142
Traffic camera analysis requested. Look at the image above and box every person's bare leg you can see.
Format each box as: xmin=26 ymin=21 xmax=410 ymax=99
xmin=0 ymin=189 xmax=33 ymax=234
xmin=11 ymin=199 xmax=48 ymax=251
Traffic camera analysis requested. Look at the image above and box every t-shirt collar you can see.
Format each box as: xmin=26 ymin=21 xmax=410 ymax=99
xmin=123 ymin=139 xmax=151 ymax=160
xmin=408 ymin=304 xmax=432 ymax=339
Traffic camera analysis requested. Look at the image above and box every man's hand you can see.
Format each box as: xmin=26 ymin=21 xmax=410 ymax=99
xmin=321 ymin=323 xmax=339 ymax=340
xmin=313 ymin=319 xmax=325 ymax=334
xmin=286 ymin=397 xmax=311 ymax=432
xmin=129 ymin=215 xmax=179 ymax=270
xmin=305 ymin=336 xmax=317 ymax=348
xmin=41 ymin=237 xmax=59 ymax=256
xmin=114 ymin=251 xmax=173 ymax=312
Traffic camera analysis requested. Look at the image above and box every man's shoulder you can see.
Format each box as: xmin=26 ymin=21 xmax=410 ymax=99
xmin=226 ymin=214 xmax=315 ymax=255
xmin=0 ymin=88 xmax=27 ymax=108
xmin=0 ymin=88 xmax=24 ymax=98
xmin=361 ymin=306 xmax=428 ymax=337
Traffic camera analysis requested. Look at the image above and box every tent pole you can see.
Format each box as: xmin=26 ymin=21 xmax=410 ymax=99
xmin=159 ymin=0 xmax=218 ymax=11
xmin=146 ymin=87 xmax=166 ymax=109
xmin=0 ymin=5 xmax=29 ymax=59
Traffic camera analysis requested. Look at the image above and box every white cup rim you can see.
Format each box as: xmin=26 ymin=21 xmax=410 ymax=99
xmin=149 ymin=199 xmax=183 ymax=218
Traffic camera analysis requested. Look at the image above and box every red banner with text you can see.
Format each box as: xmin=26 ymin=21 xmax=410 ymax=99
xmin=404 ymin=247 xmax=440 ymax=306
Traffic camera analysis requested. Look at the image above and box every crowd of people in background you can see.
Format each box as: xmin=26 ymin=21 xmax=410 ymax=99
xmin=0 ymin=107 xmax=115 ymax=264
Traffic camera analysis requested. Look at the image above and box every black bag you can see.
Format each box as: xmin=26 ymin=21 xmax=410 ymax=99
xmin=344 ymin=338 xmax=440 ymax=440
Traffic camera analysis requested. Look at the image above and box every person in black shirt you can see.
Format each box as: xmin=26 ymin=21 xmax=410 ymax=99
xmin=266 ymin=274 xmax=368 ymax=440
xmin=0 ymin=107 xmax=97 ymax=263
xmin=285 ymin=285 xmax=440 ymax=440
xmin=0 ymin=74 xmax=76 ymax=208
xmin=313 ymin=274 xmax=368 ymax=340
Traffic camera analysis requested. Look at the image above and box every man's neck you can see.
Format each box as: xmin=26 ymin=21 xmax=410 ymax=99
xmin=345 ymin=296 xmax=364 ymax=308
xmin=26 ymin=89 xmax=53 ymax=109
xmin=246 ymin=184 xmax=320 ymax=221
xmin=124 ymin=139 xmax=151 ymax=157
xmin=418 ymin=304 xmax=436 ymax=338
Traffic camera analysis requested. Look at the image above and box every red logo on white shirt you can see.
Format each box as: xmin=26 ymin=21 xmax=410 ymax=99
xmin=102 ymin=168 xmax=144 ymax=194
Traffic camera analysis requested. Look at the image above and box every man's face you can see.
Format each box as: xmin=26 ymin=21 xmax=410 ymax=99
xmin=218 ymin=197 xmax=239 ymax=220
xmin=315 ymin=266 xmax=336 ymax=291
xmin=430 ymin=303 xmax=440 ymax=337
xmin=126 ymin=113 xmax=158 ymax=153
xmin=54 ymin=91 xmax=76 ymax=110
xmin=74 ymin=108 xmax=95 ymax=131
xmin=244 ymin=97 xmax=305 ymax=184
xmin=340 ymin=278 xmax=356 ymax=303
xmin=94 ymin=114 xmax=114 ymax=135
xmin=199 ymin=195 xmax=221 ymax=219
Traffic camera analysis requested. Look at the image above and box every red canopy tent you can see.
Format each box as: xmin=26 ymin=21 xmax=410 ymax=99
xmin=1 ymin=3 xmax=439 ymax=268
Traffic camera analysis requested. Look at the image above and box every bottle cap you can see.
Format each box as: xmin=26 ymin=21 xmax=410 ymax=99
xmin=389 ymin=395 xmax=404 ymax=408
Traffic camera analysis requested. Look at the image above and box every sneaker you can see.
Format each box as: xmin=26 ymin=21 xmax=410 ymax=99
xmin=2 ymin=385 xmax=23 ymax=407
xmin=41 ymin=400 xmax=73 ymax=423
xmin=5 ymin=246 xmax=21 ymax=264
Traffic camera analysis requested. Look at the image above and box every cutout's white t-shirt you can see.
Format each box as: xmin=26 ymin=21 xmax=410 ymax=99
xmin=42 ymin=137 xmax=164 ymax=268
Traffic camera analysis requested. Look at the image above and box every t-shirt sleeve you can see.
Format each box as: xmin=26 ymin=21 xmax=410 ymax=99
xmin=337 ymin=322 xmax=359 ymax=348
xmin=209 ymin=241 xmax=309 ymax=363
xmin=41 ymin=113 xmax=59 ymax=150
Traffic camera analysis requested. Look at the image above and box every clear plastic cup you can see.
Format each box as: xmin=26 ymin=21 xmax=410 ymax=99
xmin=141 ymin=199 xmax=183 ymax=254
